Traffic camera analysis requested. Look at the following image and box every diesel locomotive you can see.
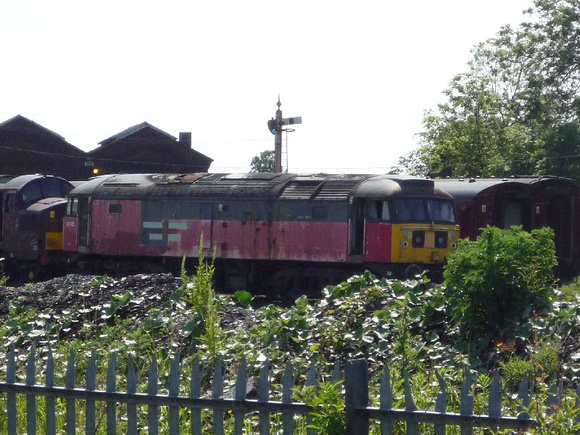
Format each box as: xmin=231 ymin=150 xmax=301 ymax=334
xmin=58 ymin=172 xmax=459 ymax=293
xmin=0 ymin=174 xmax=74 ymax=280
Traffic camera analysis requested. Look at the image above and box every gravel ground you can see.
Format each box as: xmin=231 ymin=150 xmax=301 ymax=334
xmin=0 ymin=273 xmax=256 ymax=343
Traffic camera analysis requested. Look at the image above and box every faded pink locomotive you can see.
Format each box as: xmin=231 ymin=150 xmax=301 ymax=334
xmin=61 ymin=172 xmax=459 ymax=292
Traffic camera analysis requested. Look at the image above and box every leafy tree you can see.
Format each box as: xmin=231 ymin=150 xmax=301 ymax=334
xmin=400 ymin=0 xmax=580 ymax=179
xmin=250 ymin=150 xmax=275 ymax=172
xmin=539 ymin=121 xmax=580 ymax=178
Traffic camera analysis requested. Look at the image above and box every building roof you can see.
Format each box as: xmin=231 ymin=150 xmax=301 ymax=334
xmin=0 ymin=114 xmax=68 ymax=142
xmin=88 ymin=121 xmax=213 ymax=174
xmin=98 ymin=121 xmax=177 ymax=147
xmin=0 ymin=115 xmax=91 ymax=180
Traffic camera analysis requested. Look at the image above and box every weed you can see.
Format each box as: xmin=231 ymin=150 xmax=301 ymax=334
xmin=501 ymin=356 xmax=534 ymax=392
xmin=180 ymin=235 xmax=224 ymax=359
xmin=294 ymin=380 xmax=345 ymax=435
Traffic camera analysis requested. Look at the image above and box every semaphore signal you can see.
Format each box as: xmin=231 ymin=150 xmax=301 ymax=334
xmin=267 ymin=96 xmax=301 ymax=173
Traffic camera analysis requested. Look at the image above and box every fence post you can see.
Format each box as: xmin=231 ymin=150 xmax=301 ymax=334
xmin=46 ymin=349 xmax=56 ymax=435
xmin=190 ymin=357 xmax=202 ymax=435
xmin=282 ymin=361 xmax=294 ymax=435
xmin=106 ymin=352 xmax=117 ymax=435
xmin=65 ymin=349 xmax=76 ymax=435
xmin=345 ymin=359 xmax=369 ymax=435
xmin=86 ymin=350 xmax=97 ymax=435
xmin=234 ymin=356 xmax=248 ymax=435
xmin=26 ymin=347 xmax=37 ymax=435
xmin=168 ymin=353 xmax=181 ymax=434
xmin=147 ymin=354 xmax=159 ymax=435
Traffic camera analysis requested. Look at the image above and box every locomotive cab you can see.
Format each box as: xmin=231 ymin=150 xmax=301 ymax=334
xmin=350 ymin=176 xmax=459 ymax=279
xmin=0 ymin=175 xmax=74 ymax=280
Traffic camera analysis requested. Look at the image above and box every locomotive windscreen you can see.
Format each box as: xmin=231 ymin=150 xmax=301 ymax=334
xmin=393 ymin=198 xmax=456 ymax=223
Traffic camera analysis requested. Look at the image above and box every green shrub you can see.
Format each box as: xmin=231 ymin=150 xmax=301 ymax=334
xmin=443 ymin=226 xmax=557 ymax=333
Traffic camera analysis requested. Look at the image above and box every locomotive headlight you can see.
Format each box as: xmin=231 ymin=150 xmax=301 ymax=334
xmin=450 ymin=230 xmax=457 ymax=240
xmin=403 ymin=229 xmax=412 ymax=239
xmin=451 ymin=242 xmax=457 ymax=249
xmin=432 ymin=252 xmax=440 ymax=262
xmin=401 ymin=240 xmax=409 ymax=248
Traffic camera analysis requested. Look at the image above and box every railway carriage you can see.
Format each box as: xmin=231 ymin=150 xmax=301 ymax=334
xmin=62 ymin=172 xmax=459 ymax=292
xmin=434 ymin=176 xmax=580 ymax=277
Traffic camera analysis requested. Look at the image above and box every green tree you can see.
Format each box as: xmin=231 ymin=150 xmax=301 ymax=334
xmin=400 ymin=0 xmax=580 ymax=179
xmin=539 ymin=121 xmax=580 ymax=178
xmin=250 ymin=150 xmax=275 ymax=172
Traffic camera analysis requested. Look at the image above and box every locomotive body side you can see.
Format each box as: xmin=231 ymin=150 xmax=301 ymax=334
xmin=63 ymin=173 xmax=358 ymax=268
xmin=62 ymin=172 xmax=459 ymax=291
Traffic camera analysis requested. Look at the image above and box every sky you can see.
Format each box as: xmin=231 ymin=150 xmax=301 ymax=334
xmin=1 ymin=0 xmax=534 ymax=174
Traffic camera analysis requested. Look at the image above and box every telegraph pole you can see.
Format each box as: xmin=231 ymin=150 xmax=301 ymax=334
xmin=267 ymin=96 xmax=301 ymax=173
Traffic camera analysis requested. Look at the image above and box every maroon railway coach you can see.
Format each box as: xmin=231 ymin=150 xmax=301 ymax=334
xmin=434 ymin=176 xmax=580 ymax=277
xmin=62 ymin=172 xmax=459 ymax=293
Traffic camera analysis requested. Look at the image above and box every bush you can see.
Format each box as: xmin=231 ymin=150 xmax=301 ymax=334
xmin=443 ymin=226 xmax=557 ymax=333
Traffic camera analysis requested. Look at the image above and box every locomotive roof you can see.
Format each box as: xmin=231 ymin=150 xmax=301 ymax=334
xmin=353 ymin=175 xmax=453 ymax=199
xmin=0 ymin=174 xmax=72 ymax=191
xmin=433 ymin=178 xmax=534 ymax=201
xmin=68 ymin=172 xmax=449 ymax=201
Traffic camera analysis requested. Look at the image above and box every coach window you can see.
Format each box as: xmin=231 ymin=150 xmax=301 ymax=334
xmin=109 ymin=204 xmax=122 ymax=214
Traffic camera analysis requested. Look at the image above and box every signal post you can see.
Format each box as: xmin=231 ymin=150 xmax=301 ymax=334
xmin=267 ymin=97 xmax=301 ymax=173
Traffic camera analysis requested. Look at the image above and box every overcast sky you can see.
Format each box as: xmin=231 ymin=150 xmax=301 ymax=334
xmin=1 ymin=0 xmax=533 ymax=174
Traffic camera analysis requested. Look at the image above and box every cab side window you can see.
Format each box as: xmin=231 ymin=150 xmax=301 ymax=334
xmin=368 ymin=200 xmax=390 ymax=221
